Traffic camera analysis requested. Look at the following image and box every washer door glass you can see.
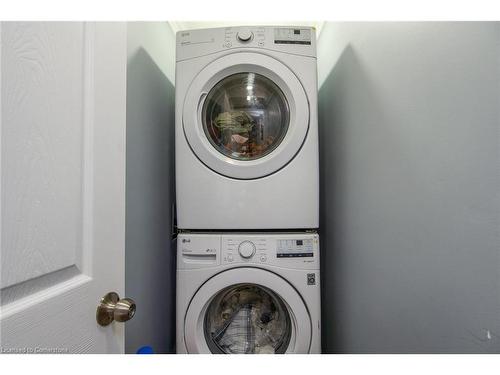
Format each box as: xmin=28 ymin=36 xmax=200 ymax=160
xmin=204 ymin=283 xmax=292 ymax=354
xmin=202 ymin=73 xmax=290 ymax=161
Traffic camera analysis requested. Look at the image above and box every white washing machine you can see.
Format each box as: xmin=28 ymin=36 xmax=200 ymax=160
xmin=175 ymin=26 xmax=319 ymax=230
xmin=176 ymin=232 xmax=321 ymax=354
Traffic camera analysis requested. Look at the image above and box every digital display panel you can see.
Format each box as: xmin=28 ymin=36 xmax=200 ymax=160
xmin=277 ymin=239 xmax=313 ymax=258
xmin=274 ymin=28 xmax=312 ymax=45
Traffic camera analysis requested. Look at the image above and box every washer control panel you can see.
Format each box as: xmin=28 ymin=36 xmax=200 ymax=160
xmin=221 ymin=233 xmax=319 ymax=268
xmin=178 ymin=233 xmax=319 ymax=270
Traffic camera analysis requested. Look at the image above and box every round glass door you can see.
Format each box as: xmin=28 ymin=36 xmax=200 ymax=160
xmin=183 ymin=267 xmax=311 ymax=353
xmin=204 ymin=283 xmax=292 ymax=354
xmin=202 ymin=73 xmax=290 ymax=161
xmin=182 ymin=52 xmax=310 ymax=179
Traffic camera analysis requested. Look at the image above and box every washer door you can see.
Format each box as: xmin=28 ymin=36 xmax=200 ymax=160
xmin=184 ymin=268 xmax=312 ymax=354
xmin=183 ymin=52 xmax=309 ymax=179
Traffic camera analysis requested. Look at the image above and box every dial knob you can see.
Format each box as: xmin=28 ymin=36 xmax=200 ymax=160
xmin=238 ymin=241 xmax=256 ymax=258
xmin=237 ymin=29 xmax=253 ymax=42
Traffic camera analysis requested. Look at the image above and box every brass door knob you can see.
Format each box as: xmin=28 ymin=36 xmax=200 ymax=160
xmin=96 ymin=292 xmax=136 ymax=326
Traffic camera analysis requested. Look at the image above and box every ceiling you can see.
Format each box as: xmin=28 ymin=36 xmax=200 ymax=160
xmin=168 ymin=21 xmax=324 ymax=38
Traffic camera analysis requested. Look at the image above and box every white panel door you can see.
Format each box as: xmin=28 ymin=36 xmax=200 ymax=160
xmin=0 ymin=22 xmax=127 ymax=353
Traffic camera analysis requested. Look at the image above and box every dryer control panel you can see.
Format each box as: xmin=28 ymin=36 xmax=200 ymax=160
xmin=178 ymin=233 xmax=319 ymax=270
xmin=176 ymin=26 xmax=316 ymax=61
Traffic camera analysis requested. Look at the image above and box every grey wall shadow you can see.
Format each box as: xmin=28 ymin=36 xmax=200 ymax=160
xmin=319 ymin=45 xmax=388 ymax=353
xmin=319 ymin=45 xmax=417 ymax=353
xmin=318 ymin=37 xmax=500 ymax=354
xmin=125 ymin=47 xmax=176 ymax=354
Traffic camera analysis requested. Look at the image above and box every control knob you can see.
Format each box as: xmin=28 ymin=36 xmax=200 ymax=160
xmin=237 ymin=29 xmax=253 ymax=42
xmin=238 ymin=241 xmax=256 ymax=258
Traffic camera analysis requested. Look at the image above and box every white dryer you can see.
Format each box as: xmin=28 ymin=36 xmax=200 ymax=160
xmin=175 ymin=26 xmax=319 ymax=230
xmin=176 ymin=232 xmax=321 ymax=354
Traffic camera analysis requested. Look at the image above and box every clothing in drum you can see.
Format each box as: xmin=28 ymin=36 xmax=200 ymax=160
xmin=204 ymin=284 xmax=292 ymax=354
xmin=202 ymin=73 xmax=290 ymax=161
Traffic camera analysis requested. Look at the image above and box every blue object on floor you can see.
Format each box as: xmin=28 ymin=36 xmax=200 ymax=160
xmin=136 ymin=346 xmax=154 ymax=354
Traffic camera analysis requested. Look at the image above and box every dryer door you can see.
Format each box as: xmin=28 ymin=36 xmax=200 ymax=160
xmin=183 ymin=268 xmax=312 ymax=354
xmin=183 ymin=52 xmax=309 ymax=179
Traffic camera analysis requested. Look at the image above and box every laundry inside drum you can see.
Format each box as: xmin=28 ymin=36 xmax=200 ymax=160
xmin=204 ymin=284 xmax=292 ymax=354
xmin=202 ymin=72 xmax=290 ymax=161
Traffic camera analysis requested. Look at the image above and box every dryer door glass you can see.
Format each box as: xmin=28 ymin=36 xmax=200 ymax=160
xmin=204 ymin=283 xmax=292 ymax=354
xmin=202 ymin=73 xmax=290 ymax=161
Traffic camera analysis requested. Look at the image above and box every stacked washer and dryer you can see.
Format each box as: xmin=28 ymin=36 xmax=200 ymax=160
xmin=175 ymin=26 xmax=320 ymax=354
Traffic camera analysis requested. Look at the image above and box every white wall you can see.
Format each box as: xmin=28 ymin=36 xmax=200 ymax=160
xmin=318 ymin=22 xmax=500 ymax=353
xmin=125 ymin=22 xmax=176 ymax=353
